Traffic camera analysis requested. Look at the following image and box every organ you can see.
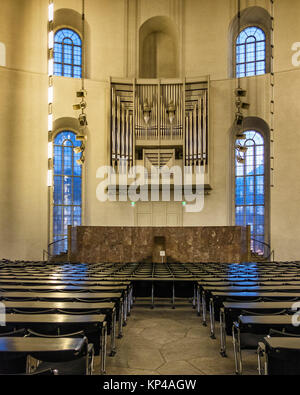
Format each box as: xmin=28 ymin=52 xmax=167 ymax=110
xmin=110 ymin=77 xmax=211 ymax=190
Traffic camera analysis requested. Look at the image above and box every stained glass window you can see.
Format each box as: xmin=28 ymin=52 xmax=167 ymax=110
xmin=235 ymin=130 xmax=265 ymax=255
xmin=236 ymin=26 xmax=266 ymax=78
xmin=53 ymin=131 xmax=82 ymax=254
xmin=54 ymin=28 xmax=82 ymax=78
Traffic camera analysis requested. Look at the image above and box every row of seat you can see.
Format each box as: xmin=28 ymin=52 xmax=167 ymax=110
xmin=4 ymin=259 xmax=300 ymax=375
xmin=197 ymin=262 xmax=300 ymax=375
xmin=0 ymin=261 xmax=134 ymax=375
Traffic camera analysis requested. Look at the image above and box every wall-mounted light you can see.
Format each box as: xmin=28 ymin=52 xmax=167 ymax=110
xmin=73 ymin=101 xmax=87 ymax=111
xmin=76 ymin=156 xmax=85 ymax=166
xmin=48 ymin=59 xmax=54 ymax=77
xmin=48 ymin=2 xmax=54 ymax=22
xmin=48 ymin=114 xmax=53 ymax=132
xmin=48 ymin=86 xmax=53 ymax=104
xmin=74 ymin=144 xmax=85 ymax=155
xmin=236 ymin=156 xmax=246 ymax=164
xmin=143 ymin=99 xmax=152 ymax=125
xmin=48 ymin=142 xmax=53 ymax=159
xmin=48 ymin=31 xmax=54 ymax=50
xmin=75 ymin=134 xmax=86 ymax=142
xmin=235 ymin=130 xmax=246 ymax=140
xmin=77 ymin=90 xmax=87 ymax=98
xmin=235 ymin=113 xmax=244 ymax=126
xmin=236 ymin=144 xmax=248 ymax=153
xmin=78 ymin=113 xmax=88 ymax=127
xmin=47 ymin=169 xmax=53 ymax=187
xmin=240 ymin=102 xmax=250 ymax=110
xmin=235 ymin=88 xmax=247 ymax=97
xmin=236 ymin=99 xmax=250 ymax=110
xmin=166 ymin=100 xmax=176 ymax=124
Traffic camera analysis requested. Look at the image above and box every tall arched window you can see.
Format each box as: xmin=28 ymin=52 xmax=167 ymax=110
xmin=236 ymin=26 xmax=266 ymax=78
xmin=54 ymin=28 xmax=82 ymax=78
xmin=53 ymin=131 xmax=82 ymax=254
xmin=235 ymin=130 xmax=266 ymax=255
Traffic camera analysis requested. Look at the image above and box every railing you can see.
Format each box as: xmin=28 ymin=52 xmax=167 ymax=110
xmin=250 ymin=238 xmax=274 ymax=262
xmin=46 ymin=237 xmax=68 ymax=260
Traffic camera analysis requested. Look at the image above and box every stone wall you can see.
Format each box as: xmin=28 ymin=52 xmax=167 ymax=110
xmin=69 ymin=226 xmax=250 ymax=263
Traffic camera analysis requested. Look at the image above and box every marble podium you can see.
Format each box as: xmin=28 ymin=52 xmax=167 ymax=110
xmin=68 ymin=226 xmax=250 ymax=264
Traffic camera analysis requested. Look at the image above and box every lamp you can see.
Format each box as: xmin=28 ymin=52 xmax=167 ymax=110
xmin=166 ymin=100 xmax=176 ymax=124
xmin=235 ymin=131 xmax=246 ymax=140
xmin=236 ymin=155 xmax=245 ymax=164
xmin=235 ymin=88 xmax=247 ymax=97
xmin=235 ymin=113 xmax=244 ymax=126
xmin=76 ymin=89 xmax=87 ymax=98
xmin=74 ymin=143 xmax=85 ymax=154
xmin=78 ymin=113 xmax=88 ymax=127
xmin=236 ymin=99 xmax=250 ymax=110
xmin=143 ymin=99 xmax=152 ymax=125
xmin=235 ymin=144 xmax=248 ymax=153
xmin=240 ymin=102 xmax=250 ymax=110
xmin=76 ymin=134 xmax=86 ymax=142
xmin=76 ymin=155 xmax=85 ymax=166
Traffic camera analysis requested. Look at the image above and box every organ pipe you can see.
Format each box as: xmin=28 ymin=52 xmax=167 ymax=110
xmin=110 ymin=80 xmax=209 ymax=171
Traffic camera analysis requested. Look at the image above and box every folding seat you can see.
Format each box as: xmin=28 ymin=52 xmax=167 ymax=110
xmin=0 ymin=328 xmax=28 ymax=374
xmin=27 ymin=330 xmax=94 ymax=375
xmin=258 ymin=330 xmax=300 ymax=375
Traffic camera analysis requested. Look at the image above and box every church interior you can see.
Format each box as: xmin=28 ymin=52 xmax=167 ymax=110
xmin=1 ymin=0 xmax=300 ymax=377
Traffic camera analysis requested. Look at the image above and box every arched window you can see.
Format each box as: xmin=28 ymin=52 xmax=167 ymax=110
xmin=236 ymin=26 xmax=266 ymax=78
xmin=235 ymin=130 xmax=267 ymax=255
xmin=54 ymin=28 xmax=82 ymax=78
xmin=53 ymin=131 xmax=82 ymax=254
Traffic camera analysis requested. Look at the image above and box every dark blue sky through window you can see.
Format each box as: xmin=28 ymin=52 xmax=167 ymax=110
xmin=53 ymin=131 xmax=82 ymax=254
xmin=236 ymin=27 xmax=266 ymax=78
xmin=54 ymin=28 xmax=82 ymax=78
xmin=235 ymin=130 xmax=265 ymax=255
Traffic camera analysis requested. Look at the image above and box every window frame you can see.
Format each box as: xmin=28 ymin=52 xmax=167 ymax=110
xmin=49 ymin=128 xmax=85 ymax=255
xmin=235 ymin=26 xmax=266 ymax=78
xmin=230 ymin=125 xmax=270 ymax=257
xmin=53 ymin=27 xmax=82 ymax=79
xmin=233 ymin=23 xmax=270 ymax=78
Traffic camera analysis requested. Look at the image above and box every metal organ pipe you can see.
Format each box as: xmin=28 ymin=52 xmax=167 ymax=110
xmin=110 ymin=79 xmax=208 ymax=172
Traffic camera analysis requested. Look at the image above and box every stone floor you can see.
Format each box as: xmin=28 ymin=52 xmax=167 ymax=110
xmin=96 ymin=298 xmax=259 ymax=375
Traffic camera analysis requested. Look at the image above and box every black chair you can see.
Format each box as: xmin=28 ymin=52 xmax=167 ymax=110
xmin=234 ymin=311 xmax=290 ymax=351
xmin=27 ymin=329 xmax=94 ymax=375
xmin=0 ymin=328 xmax=28 ymax=375
xmin=258 ymin=331 xmax=300 ymax=375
